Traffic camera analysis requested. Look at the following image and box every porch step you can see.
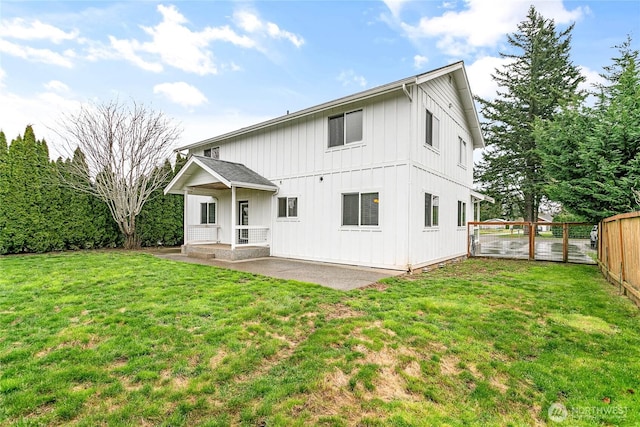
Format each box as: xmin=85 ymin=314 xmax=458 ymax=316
xmin=182 ymin=244 xmax=270 ymax=261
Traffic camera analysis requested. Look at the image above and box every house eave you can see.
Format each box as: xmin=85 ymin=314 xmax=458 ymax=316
xmin=176 ymin=61 xmax=484 ymax=153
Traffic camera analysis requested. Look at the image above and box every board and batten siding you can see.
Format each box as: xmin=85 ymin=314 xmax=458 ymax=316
xmin=189 ymin=91 xmax=413 ymax=269
xmin=185 ymin=71 xmax=479 ymax=270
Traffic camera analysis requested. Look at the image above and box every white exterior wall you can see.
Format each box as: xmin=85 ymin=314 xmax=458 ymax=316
xmin=189 ymin=92 xmax=413 ymax=270
xmin=407 ymin=77 xmax=476 ymax=267
xmin=184 ymin=72 xmax=479 ymax=270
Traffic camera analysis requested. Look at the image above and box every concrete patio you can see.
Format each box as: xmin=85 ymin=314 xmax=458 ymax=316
xmin=154 ymin=251 xmax=403 ymax=291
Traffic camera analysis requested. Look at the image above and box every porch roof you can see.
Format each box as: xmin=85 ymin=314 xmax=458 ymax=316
xmin=164 ymin=155 xmax=278 ymax=195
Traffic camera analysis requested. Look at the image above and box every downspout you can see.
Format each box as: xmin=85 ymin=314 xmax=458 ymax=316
xmin=405 ymin=83 xmax=413 ymax=272
xmin=402 ymin=83 xmax=413 ymax=103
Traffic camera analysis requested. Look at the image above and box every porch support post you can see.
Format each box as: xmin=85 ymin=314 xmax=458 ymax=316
xmin=183 ymin=189 xmax=189 ymax=245
xmin=231 ymin=185 xmax=236 ymax=250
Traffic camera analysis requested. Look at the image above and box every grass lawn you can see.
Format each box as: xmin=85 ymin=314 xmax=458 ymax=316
xmin=1 ymin=252 xmax=639 ymax=426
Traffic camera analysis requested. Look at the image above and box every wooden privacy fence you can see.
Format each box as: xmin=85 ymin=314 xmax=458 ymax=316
xmin=467 ymin=221 xmax=597 ymax=264
xmin=599 ymin=211 xmax=640 ymax=307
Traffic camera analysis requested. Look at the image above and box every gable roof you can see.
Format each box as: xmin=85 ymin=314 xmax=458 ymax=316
xmin=164 ymin=155 xmax=277 ymax=195
xmin=178 ymin=61 xmax=485 ymax=151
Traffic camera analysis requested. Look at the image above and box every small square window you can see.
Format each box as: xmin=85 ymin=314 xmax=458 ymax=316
xmin=277 ymin=197 xmax=298 ymax=218
xmin=203 ymin=147 xmax=220 ymax=159
xmin=200 ymin=202 xmax=216 ymax=224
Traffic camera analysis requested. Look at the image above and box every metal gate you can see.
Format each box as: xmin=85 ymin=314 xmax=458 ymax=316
xmin=468 ymin=222 xmax=597 ymax=264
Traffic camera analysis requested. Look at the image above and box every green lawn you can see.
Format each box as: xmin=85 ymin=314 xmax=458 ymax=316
xmin=0 ymin=252 xmax=638 ymax=426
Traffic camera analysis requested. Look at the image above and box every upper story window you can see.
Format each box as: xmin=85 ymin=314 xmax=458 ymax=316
xmin=204 ymin=147 xmax=220 ymax=159
xmin=425 ymin=109 xmax=440 ymax=149
xmin=277 ymin=197 xmax=298 ymax=218
xmin=458 ymin=137 xmax=467 ymax=166
xmin=200 ymin=202 xmax=217 ymax=225
xmin=329 ymin=109 xmax=363 ymax=148
xmin=342 ymin=192 xmax=379 ymax=226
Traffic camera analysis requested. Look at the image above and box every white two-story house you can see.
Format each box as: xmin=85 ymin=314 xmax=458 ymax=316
xmin=165 ymin=61 xmax=491 ymax=271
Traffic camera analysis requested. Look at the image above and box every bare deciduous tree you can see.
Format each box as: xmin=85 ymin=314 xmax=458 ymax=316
xmin=56 ymin=99 xmax=182 ymax=249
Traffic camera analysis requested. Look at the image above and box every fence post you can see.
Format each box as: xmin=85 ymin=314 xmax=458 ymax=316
xmin=562 ymin=223 xmax=569 ymax=262
xmin=529 ymin=223 xmax=535 ymax=260
xmin=618 ymin=219 xmax=626 ymax=284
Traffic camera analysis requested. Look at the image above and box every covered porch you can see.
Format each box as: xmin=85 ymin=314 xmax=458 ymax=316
xmin=164 ymin=156 xmax=278 ymax=259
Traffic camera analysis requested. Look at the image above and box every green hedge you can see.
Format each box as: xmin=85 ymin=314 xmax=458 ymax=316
xmin=0 ymin=126 xmax=184 ymax=254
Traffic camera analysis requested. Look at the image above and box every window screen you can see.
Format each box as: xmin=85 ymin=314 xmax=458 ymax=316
xmin=360 ymin=192 xmax=379 ymax=226
xmin=345 ymin=110 xmax=363 ymax=143
xmin=288 ymin=198 xmax=298 ymax=217
xmin=342 ymin=193 xmax=359 ymax=226
xmin=425 ymin=193 xmax=432 ymax=227
xmin=200 ymin=203 xmax=208 ymax=224
xmin=425 ymin=110 xmax=433 ymax=146
xmin=329 ymin=115 xmax=345 ymax=147
xmin=278 ymin=198 xmax=287 ymax=218
xmin=432 ymin=196 xmax=439 ymax=226
xmin=458 ymin=201 xmax=466 ymax=227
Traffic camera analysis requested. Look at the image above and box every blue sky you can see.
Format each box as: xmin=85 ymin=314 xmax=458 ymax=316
xmin=0 ymin=0 xmax=638 ymax=159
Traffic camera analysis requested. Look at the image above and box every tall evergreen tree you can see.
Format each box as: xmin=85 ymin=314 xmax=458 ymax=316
xmin=538 ymin=38 xmax=640 ymax=220
xmin=475 ymin=6 xmax=584 ymax=222
xmin=0 ymin=131 xmax=8 ymax=254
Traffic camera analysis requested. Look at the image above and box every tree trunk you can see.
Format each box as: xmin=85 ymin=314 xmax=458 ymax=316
xmin=123 ymin=232 xmax=140 ymax=250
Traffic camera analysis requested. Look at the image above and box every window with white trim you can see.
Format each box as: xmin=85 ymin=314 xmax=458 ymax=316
xmin=457 ymin=201 xmax=466 ymax=227
xmin=342 ymin=192 xmax=379 ymax=226
xmin=425 ymin=109 xmax=440 ymax=149
xmin=425 ymin=193 xmax=439 ymax=227
xmin=458 ymin=137 xmax=467 ymax=166
xmin=203 ymin=147 xmax=220 ymax=159
xmin=277 ymin=197 xmax=298 ymax=218
xmin=200 ymin=202 xmax=217 ymax=224
xmin=329 ymin=109 xmax=363 ymax=147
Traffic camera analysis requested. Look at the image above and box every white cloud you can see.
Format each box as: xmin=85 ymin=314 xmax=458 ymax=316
xmin=413 ymin=54 xmax=428 ymax=69
xmin=578 ymin=65 xmax=606 ymax=93
xmin=466 ymin=55 xmax=514 ymax=100
xmin=0 ymin=67 xmax=5 ymax=88
xmin=153 ymin=82 xmax=208 ymax=108
xmin=233 ymin=10 xmax=305 ymax=47
xmin=0 ymin=18 xmax=79 ymax=44
xmin=396 ymin=0 xmax=586 ymax=55
xmin=0 ymin=39 xmax=74 ymax=68
xmin=107 ymin=5 xmax=303 ymax=75
xmin=0 ymin=86 xmax=81 ymax=158
xmin=108 ymin=36 xmax=164 ymax=72
xmin=44 ymin=80 xmax=70 ymax=92
xmin=382 ymin=0 xmax=411 ymax=18
xmin=337 ymin=70 xmax=367 ymax=88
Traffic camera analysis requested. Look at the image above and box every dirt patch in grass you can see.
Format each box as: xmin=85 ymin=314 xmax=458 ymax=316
xmin=361 ymin=282 xmax=388 ymax=292
xmin=301 ymin=367 xmax=384 ymax=425
xmin=489 ymin=373 xmax=509 ymax=394
xmin=440 ymin=355 xmax=462 ymax=376
xmin=321 ymin=303 xmax=364 ymax=320
xmin=209 ymin=349 xmax=227 ymax=370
